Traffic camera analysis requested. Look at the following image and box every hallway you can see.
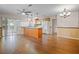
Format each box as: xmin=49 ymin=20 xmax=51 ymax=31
xmin=0 ymin=34 xmax=79 ymax=54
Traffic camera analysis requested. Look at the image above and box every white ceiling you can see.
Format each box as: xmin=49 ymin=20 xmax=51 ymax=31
xmin=0 ymin=4 xmax=79 ymax=19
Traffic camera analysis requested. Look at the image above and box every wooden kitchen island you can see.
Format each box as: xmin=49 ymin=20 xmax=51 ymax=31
xmin=23 ymin=27 xmax=42 ymax=39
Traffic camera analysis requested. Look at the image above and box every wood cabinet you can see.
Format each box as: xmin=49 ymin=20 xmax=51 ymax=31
xmin=24 ymin=28 xmax=42 ymax=39
xmin=0 ymin=27 xmax=2 ymax=38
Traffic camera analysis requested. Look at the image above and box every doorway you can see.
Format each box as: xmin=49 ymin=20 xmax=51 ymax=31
xmin=42 ymin=17 xmax=57 ymax=35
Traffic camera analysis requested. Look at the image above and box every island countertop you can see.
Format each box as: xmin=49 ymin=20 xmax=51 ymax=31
xmin=23 ymin=27 xmax=42 ymax=39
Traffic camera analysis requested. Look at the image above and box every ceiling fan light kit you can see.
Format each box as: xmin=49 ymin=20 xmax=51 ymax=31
xmin=17 ymin=4 xmax=39 ymax=19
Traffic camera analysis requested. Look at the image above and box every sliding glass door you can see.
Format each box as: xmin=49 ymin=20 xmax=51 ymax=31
xmin=1 ymin=17 xmax=21 ymax=53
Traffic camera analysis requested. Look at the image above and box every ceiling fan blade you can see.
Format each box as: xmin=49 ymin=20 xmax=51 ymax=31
xmin=17 ymin=4 xmax=32 ymax=15
xmin=25 ymin=13 xmax=29 ymax=15
xmin=17 ymin=9 xmax=23 ymax=12
xmin=28 ymin=4 xmax=32 ymax=7
xmin=25 ymin=11 xmax=32 ymax=14
xmin=23 ymin=9 xmax=26 ymax=12
xmin=17 ymin=12 xmax=21 ymax=15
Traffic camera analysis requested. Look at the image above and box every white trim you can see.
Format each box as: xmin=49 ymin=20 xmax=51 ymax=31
xmin=57 ymin=35 xmax=79 ymax=40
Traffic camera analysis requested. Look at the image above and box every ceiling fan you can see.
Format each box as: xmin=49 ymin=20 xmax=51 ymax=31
xmin=17 ymin=4 xmax=32 ymax=15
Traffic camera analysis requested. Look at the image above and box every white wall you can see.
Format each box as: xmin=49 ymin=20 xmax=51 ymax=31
xmin=57 ymin=11 xmax=79 ymax=27
xmin=53 ymin=19 xmax=57 ymax=33
xmin=56 ymin=10 xmax=79 ymax=39
xmin=0 ymin=17 xmax=2 ymax=27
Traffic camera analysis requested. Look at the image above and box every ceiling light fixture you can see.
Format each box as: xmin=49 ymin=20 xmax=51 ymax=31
xmin=17 ymin=4 xmax=32 ymax=15
xmin=17 ymin=4 xmax=39 ymax=19
xmin=59 ymin=8 xmax=71 ymax=18
xmin=22 ymin=12 xmax=26 ymax=15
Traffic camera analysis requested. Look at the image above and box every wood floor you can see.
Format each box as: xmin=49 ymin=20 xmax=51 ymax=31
xmin=0 ymin=34 xmax=79 ymax=54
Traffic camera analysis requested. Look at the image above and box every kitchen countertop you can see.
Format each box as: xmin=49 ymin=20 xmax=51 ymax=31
xmin=22 ymin=26 xmax=42 ymax=29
